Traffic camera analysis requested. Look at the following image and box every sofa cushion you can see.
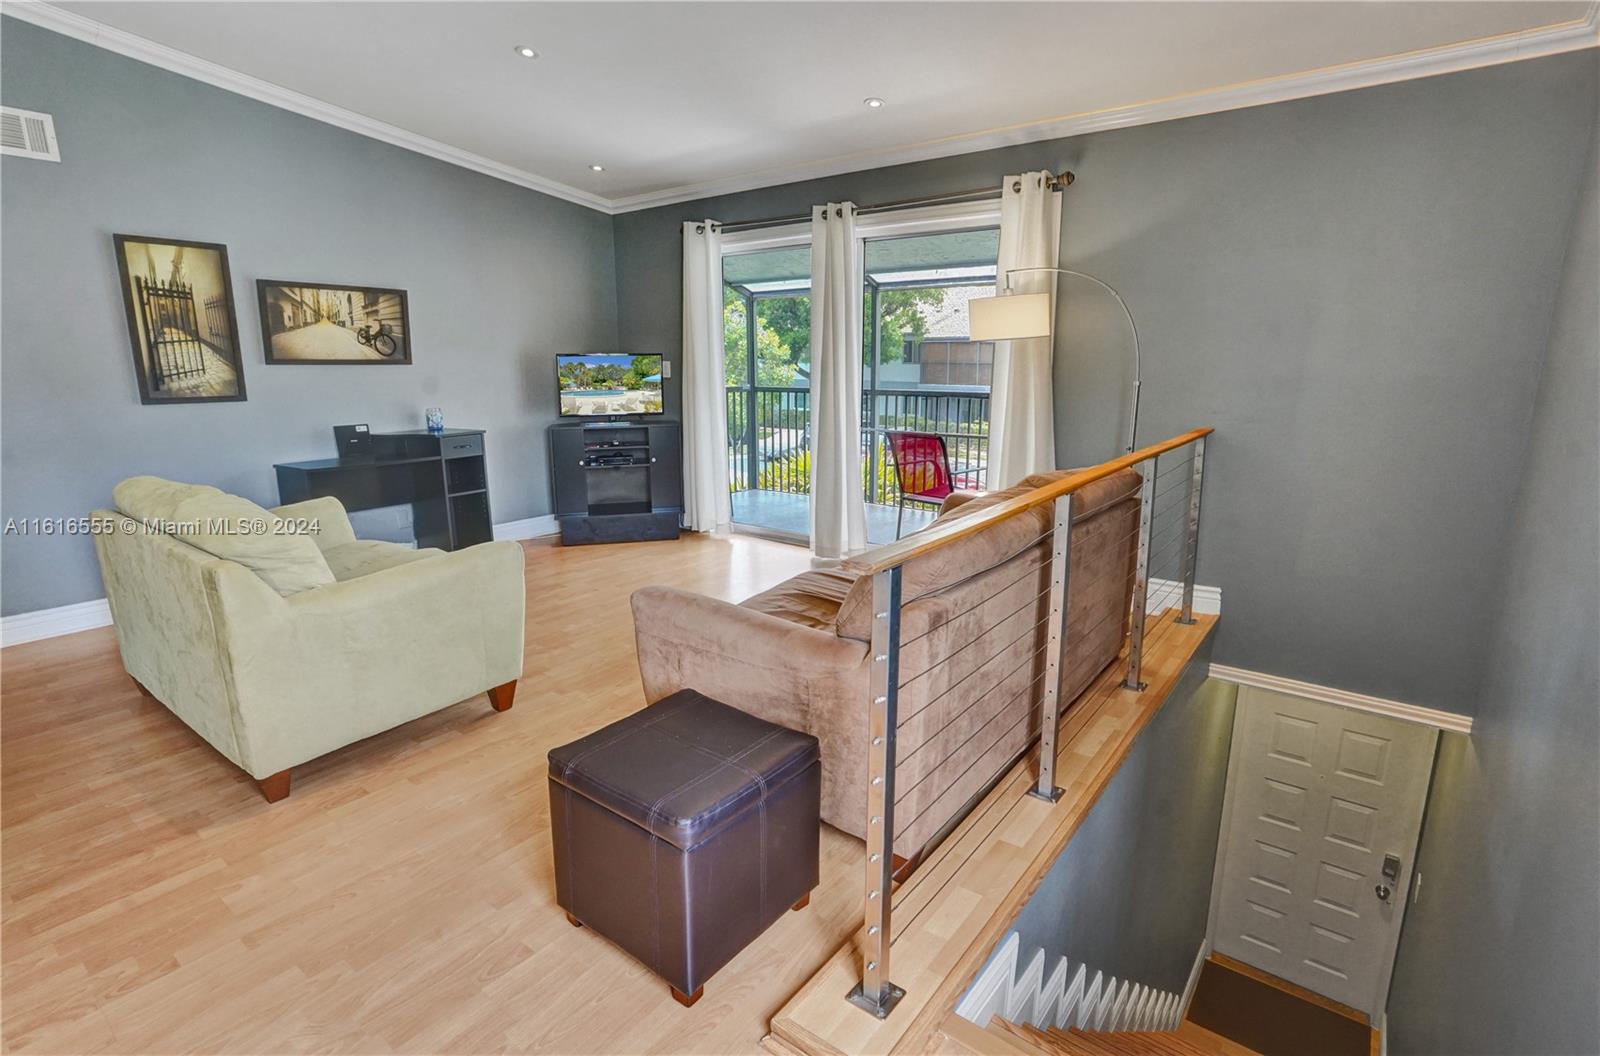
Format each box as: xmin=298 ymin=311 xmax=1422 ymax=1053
xmin=320 ymin=540 xmax=444 ymax=581
xmin=112 ymin=476 xmax=336 ymax=596
xmin=739 ymin=566 xmax=860 ymax=631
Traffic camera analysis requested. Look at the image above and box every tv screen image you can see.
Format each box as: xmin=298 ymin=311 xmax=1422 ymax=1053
xmin=557 ymin=354 xmax=664 ymax=417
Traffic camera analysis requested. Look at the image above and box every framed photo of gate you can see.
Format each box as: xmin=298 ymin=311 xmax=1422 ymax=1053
xmin=113 ymin=234 xmax=247 ymax=404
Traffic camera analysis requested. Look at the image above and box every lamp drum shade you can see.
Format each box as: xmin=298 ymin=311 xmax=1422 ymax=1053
xmin=968 ymin=292 xmax=1052 ymax=341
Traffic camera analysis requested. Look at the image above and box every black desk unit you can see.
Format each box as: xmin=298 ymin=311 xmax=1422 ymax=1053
xmin=549 ymin=420 xmax=681 ymax=544
xmin=275 ymin=429 xmax=493 ymax=551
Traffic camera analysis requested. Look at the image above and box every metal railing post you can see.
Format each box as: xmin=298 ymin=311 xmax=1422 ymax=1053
xmin=1029 ymin=494 xmax=1073 ymax=802
xmin=1177 ymin=437 xmax=1206 ymax=625
xmin=1123 ymin=459 xmax=1156 ymax=691
xmin=848 ymin=566 xmax=907 ymax=1019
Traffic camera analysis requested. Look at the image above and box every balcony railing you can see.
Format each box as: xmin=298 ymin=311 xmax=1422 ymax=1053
xmin=725 ymin=386 xmax=991 ymax=503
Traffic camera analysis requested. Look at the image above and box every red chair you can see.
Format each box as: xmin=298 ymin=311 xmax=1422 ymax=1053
xmin=883 ymin=431 xmax=979 ymax=538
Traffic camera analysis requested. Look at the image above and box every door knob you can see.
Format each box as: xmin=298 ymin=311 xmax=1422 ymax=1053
xmin=1375 ymin=882 xmax=1392 ymax=902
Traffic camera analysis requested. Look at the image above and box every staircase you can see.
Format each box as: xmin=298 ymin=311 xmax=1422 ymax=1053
xmin=985 ymin=1016 xmax=1255 ymax=1055
xmin=956 ymin=933 xmax=1261 ymax=1055
xmin=957 ymin=932 xmax=1188 ymax=1033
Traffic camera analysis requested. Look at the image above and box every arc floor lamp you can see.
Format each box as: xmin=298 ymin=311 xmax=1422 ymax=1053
xmin=969 ymin=268 xmax=1141 ymax=455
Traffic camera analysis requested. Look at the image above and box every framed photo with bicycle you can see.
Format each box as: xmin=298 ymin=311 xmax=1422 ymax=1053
xmin=256 ymin=279 xmax=411 ymax=365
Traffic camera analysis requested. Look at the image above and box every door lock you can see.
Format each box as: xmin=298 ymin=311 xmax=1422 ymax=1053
xmin=1375 ymin=853 xmax=1401 ymax=902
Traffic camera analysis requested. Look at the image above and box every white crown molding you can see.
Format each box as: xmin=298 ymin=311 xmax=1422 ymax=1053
xmin=1 ymin=516 xmax=559 ymax=648
xmin=606 ymin=4 xmax=1600 ymax=213
xmin=2 ymin=1 xmax=1595 ymax=216
xmin=1209 ymin=663 xmax=1474 ymax=735
xmin=0 ymin=0 xmax=613 ymax=213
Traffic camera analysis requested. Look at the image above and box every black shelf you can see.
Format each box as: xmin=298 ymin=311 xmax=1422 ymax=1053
xmin=275 ymin=428 xmax=494 ymax=552
xmin=550 ymin=420 xmax=681 ymax=545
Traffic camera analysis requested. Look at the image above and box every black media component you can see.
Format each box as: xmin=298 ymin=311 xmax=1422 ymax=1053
xmin=548 ymin=420 xmax=682 ymax=545
xmin=333 ymin=424 xmax=373 ymax=459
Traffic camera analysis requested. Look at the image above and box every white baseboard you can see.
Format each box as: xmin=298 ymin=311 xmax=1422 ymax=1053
xmin=3 ymin=516 xmax=562 ymax=648
xmin=956 ymin=931 xmax=1019 ymax=1027
xmin=1208 ymin=663 xmax=1473 ymax=734
xmin=493 ymin=515 xmax=560 ymax=541
xmin=1146 ymin=578 xmax=1222 ymax=616
xmin=1 ymin=598 xmax=113 ymax=646
xmin=1180 ymin=939 xmax=1210 ymax=1020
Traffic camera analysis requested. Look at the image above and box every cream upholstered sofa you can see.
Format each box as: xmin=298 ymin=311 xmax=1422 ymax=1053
xmin=631 ymin=467 xmax=1141 ymax=860
xmin=92 ymin=477 xmax=525 ymax=801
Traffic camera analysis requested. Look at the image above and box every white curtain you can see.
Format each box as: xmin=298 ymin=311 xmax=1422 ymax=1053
xmin=680 ymin=220 xmax=731 ymax=533
xmin=808 ymin=202 xmax=868 ymax=559
xmin=987 ymin=172 xmax=1063 ymax=488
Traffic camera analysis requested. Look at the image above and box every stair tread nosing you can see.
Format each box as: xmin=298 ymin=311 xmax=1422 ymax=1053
xmin=1059 ymin=1028 xmax=1160 ymax=1056
xmin=1055 ymin=1026 xmax=1249 ymax=1056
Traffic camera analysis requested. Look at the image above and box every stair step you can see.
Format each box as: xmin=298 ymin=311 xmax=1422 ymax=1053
xmin=971 ymin=1018 xmax=1050 ymax=1055
xmin=985 ymin=1017 xmax=1263 ymax=1056
xmin=1033 ymin=1023 xmax=1261 ymax=1056
xmin=990 ymin=1017 xmax=1071 ymax=1054
xmin=1061 ymin=1028 xmax=1164 ymax=1056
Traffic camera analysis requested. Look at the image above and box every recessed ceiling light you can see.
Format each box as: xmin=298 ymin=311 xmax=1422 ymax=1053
xmin=589 ymin=164 xmax=605 ymax=172
xmin=513 ymin=45 xmax=539 ymax=59
xmin=863 ymin=97 xmax=885 ymax=109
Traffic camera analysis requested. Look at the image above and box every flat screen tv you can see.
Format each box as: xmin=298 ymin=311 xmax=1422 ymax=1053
xmin=557 ymin=353 xmax=665 ymax=417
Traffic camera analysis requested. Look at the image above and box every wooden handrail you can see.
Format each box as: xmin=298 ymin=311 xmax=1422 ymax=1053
xmin=856 ymin=427 xmax=1214 ymax=575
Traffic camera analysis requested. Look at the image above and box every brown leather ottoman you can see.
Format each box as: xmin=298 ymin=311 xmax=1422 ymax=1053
xmin=547 ymin=689 xmax=821 ymax=1008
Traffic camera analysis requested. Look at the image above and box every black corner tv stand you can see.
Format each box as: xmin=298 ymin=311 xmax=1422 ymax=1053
xmin=548 ymin=419 xmax=681 ymax=545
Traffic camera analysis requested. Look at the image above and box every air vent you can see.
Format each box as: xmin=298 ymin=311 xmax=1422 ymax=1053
xmin=0 ymin=106 xmax=60 ymax=162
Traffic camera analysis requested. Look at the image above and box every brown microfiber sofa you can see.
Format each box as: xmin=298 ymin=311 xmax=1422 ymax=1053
xmin=630 ymin=467 xmax=1141 ymax=858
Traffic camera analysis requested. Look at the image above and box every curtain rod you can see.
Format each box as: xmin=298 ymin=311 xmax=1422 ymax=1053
xmin=700 ymin=170 xmax=1074 ymax=235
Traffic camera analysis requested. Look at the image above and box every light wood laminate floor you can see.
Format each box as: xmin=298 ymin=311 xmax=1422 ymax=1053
xmin=1 ymin=534 xmax=869 ymax=1055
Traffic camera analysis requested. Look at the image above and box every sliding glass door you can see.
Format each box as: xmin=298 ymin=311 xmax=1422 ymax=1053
xmin=721 ymin=222 xmax=999 ymax=544
xmin=723 ymin=245 xmax=813 ymax=538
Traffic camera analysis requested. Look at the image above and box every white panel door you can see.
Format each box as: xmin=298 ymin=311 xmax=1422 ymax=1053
xmin=1211 ymin=687 xmax=1437 ymax=1016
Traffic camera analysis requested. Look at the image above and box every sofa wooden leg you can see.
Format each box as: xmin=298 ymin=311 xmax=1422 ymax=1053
xmin=257 ymin=770 xmax=291 ymax=803
xmin=487 ymin=680 xmax=517 ymax=712
xmin=671 ymin=985 xmax=703 ymax=1008
xmin=791 ymin=892 xmax=810 ymax=912
xmin=565 ymin=912 xmax=583 ymax=928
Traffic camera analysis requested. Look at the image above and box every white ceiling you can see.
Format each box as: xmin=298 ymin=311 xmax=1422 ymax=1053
xmin=35 ymin=1 xmax=1600 ymax=210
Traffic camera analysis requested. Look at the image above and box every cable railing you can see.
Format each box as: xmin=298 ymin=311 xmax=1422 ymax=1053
xmin=844 ymin=427 xmax=1212 ymax=1020
xmin=724 ymin=386 xmax=991 ymax=501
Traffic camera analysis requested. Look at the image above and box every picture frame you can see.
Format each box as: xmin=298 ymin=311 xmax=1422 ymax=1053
xmin=113 ymin=234 xmax=247 ymax=404
xmin=257 ymin=280 xmax=412 ymax=365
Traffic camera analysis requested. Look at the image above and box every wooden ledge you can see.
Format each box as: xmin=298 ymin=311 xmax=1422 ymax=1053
xmin=767 ymin=609 xmax=1219 ymax=1056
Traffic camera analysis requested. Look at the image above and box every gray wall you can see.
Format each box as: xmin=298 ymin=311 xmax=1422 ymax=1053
xmin=1006 ymin=662 xmax=1237 ymax=995
xmin=0 ymin=17 xmax=618 ymax=615
xmin=613 ymin=52 xmax=1597 ymax=715
xmin=1387 ymin=116 xmax=1600 ymax=1056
